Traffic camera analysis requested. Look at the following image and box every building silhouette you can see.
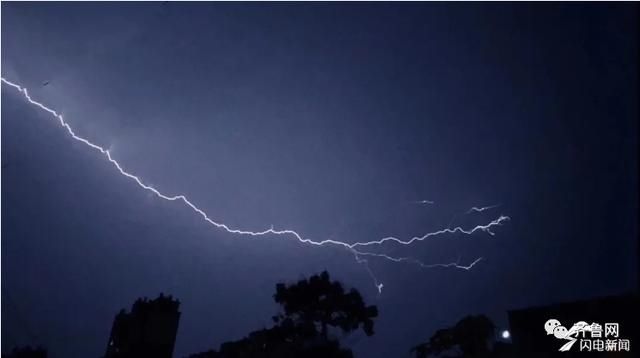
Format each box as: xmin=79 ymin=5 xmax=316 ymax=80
xmin=104 ymin=293 xmax=180 ymax=358
xmin=1 ymin=346 xmax=47 ymax=358
xmin=507 ymin=293 xmax=638 ymax=357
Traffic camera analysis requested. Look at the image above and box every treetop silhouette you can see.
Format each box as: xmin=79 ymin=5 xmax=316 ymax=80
xmin=273 ymin=270 xmax=378 ymax=338
xmin=190 ymin=271 xmax=378 ymax=358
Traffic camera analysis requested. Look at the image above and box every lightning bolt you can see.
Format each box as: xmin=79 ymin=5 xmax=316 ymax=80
xmin=466 ymin=204 xmax=501 ymax=214
xmin=354 ymin=251 xmax=483 ymax=270
xmin=413 ymin=199 xmax=435 ymax=205
xmin=351 ymin=215 xmax=509 ymax=248
xmin=448 ymin=204 xmax=502 ymax=228
xmin=1 ymin=77 xmax=510 ymax=292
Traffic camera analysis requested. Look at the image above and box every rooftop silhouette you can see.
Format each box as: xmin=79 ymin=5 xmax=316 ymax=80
xmin=104 ymin=293 xmax=181 ymax=358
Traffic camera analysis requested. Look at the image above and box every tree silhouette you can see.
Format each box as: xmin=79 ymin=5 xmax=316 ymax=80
xmin=411 ymin=315 xmax=496 ymax=358
xmin=189 ymin=271 xmax=377 ymax=358
xmin=273 ymin=271 xmax=378 ymax=338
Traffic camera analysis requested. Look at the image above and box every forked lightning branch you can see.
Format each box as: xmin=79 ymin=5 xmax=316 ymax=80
xmin=1 ymin=76 xmax=510 ymax=292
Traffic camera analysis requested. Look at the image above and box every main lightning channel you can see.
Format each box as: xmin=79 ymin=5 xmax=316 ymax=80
xmin=2 ymin=77 xmax=509 ymax=290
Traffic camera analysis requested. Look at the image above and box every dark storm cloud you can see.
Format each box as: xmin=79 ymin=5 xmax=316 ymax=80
xmin=2 ymin=3 xmax=637 ymax=358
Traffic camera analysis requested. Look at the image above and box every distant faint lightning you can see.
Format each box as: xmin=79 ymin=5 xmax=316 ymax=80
xmin=413 ymin=199 xmax=435 ymax=205
xmin=354 ymin=250 xmax=483 ymax=270
xmin=466 ymin=204 xmax=501 ymax=214
xmin=1 ymin=77 xmax=509 ymax=291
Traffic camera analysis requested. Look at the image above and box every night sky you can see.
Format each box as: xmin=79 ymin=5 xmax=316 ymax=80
xmin=1 ymin=3 xmax=638 ymax=358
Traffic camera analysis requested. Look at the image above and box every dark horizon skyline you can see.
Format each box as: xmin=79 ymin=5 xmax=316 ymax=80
xmin=2 ymin=3 xmax=638 ymax=357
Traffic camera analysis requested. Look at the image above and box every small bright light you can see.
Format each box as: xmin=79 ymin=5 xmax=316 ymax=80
xmin=501 ymin=330 xmax=510 ymax=339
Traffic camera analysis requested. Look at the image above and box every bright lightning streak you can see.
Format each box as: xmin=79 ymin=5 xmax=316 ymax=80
xmin=1 ymin=77 xmax=509 ymax=292
xmin=350 ymin=215 xmax=509 ymax=248
xmin=413 ymin=199 xmax=435 ymax=205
